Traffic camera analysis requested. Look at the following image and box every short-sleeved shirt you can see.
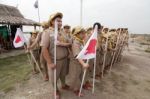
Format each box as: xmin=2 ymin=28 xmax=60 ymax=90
xmin=41 ymin=27 xmax=69 ymax=60
xmin=35 ymin=32 xmax=42 ymax=46
xmin=72 ymin=39 xmax=84 ymax=58
xmin=28 ymin=37 xmax=40 ymax=50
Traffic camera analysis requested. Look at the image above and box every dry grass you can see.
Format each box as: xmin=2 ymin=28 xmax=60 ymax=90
xmin=0 ymin=54 xmax=31 ymax=93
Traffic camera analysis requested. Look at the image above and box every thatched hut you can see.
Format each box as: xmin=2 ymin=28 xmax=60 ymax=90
xmin=0 ymin=4 xmax=40 ymax=50
xmin=0 ymin=4 xmax=39 ymax=26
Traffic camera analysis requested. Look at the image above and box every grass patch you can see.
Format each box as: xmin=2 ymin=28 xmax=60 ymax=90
xmin=0 ymin=54 xmax=32 ymax=93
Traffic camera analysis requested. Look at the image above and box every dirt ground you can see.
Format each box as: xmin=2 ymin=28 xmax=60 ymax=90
xmin=1 ymin=44 xmax=150 ymax=99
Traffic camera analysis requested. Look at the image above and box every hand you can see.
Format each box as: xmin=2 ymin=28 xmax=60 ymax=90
xmin=112 ymin=49 xmax=116 ymax=52
xmin=27 ymin=46 xmax=31 ymax=50
xmin=47 ymin=63 xmax=56 ymax=69
xmin=56 ymin=41 xmax=61 ymax=46
xmin=82 ymin=63 xmax=89 ymax=69
xmin=103 ymin=49 xmax=107 ymax=53
xmin=25 ymin=50 xmax=29 ymax=53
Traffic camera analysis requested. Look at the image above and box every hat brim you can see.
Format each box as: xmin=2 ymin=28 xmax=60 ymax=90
xmin=48 ymin=12 xmax=63 ymax=26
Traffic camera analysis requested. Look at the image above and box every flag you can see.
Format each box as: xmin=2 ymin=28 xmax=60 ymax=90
xmin=34 ymin=0 xmax=38 ymax=8
xmin=13 ymin=28 xmax=26 ymax=48
xmin=76 ymin=26 xmax=98 ymax=59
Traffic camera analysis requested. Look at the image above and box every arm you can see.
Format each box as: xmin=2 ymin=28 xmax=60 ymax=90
xmin=57 ymin=41 xmax=71 ymax=47
xmin=29 ymin=33 xmax=41 ymax=49
xmin=41 ymin=31 xmax=55 ymax=69
xmin=42 ymin=47 xmax=52 ymax=64
xmin=78 ymin=59 xmax=89 ymax=69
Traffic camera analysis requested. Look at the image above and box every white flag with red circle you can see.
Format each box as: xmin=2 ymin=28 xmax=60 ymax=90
xmin=13 ymin=28 xmax=26 ymax=48
xmin=76 ymin=26 xmax=98 ymax=59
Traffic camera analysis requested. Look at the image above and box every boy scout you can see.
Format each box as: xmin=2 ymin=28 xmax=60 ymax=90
xmin=63 ymin=25 xmax=72 ymax=75
xmin=41 ymin=12 xmax=70 ymax=99
xmin=68 ymin=26 xmax=89 ymax=96
xmin=28 ymin=22 xmax=49 ymax=81
xmin=27 ymin=31 xmax=40 ymax=74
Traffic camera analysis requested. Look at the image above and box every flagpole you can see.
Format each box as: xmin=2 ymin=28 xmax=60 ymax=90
xmin=54 ymin=20 xmax=58 ymax=99
xmin=80 ymin=0 xmax=83 ymax=26
xmin=36 ymin=0 xmax=41 ymax=30
xmin=24 ymin=44 xmax=44 ymax=79
xmin=115 ymin=32 xmax=127 ymax=63
xmin=109 ymin=29 xmax=121 ymax=73
xmin=30 ymin=51 xmax=44 ymax=78
xmin=101 ymin=35 xmax=109 ymax=78
xmin=92 ymin=25 xmax=98 ymax=94
xmin=92 ymin=55 xmax=96 ymax=93
xmin=24 ymin=45 xmax=34 ymax=71
xmin=79 ymin=59 xmax=89 ymax=97
xmin=37 ymin=0 xmax=40 ymax=23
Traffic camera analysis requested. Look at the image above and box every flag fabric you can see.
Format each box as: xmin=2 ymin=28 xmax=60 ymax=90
xmin=13 ymin=28 xmax=26 ymax=48
xmin=34 ymin=0 xmax=38 ymax=8
xmin=76 ymin=26 xmax=98 ymax=59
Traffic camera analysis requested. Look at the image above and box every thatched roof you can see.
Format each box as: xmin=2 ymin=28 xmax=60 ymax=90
xmin=0 ymin=4 xmax=40 ymax=26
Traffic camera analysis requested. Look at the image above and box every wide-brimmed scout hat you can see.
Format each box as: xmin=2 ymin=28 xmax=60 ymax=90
xmin=41 ymin=21 xmax=49 ymax=28
xmin=63 ymin=25 xmax=71 ymax=29
xmin=103 ymin=27 xmax=109 ymax=31
xmin=85 ymin=27 xmax=93 ymax=34
xmin=103 ymin=33 xmax=111 ymax=38
xmin=31 ymin=31 xmax=39 ymax=35
xmin=71 ymin=27 xmax=76 ymax=35
xmin=109 ymin=29 xmax=116 ymax=32
xmin=86 ymin=27 xmax=93 ymax=32
xmin=73 ymin=26 xmax=85 ymax=35
xmin=48 ymin=12 xmax=63 ymax=26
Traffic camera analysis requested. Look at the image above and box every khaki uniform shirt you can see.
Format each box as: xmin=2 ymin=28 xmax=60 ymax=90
xmin=41 ymin=27 xmax=68 ymax=60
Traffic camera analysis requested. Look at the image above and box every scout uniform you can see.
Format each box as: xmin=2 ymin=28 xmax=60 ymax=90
xmin=95 ymin=28 xmax=109 ymax=77
xmin=57 ymin=28 xmax=71 ymax=86
xmin=85 ymin=27 xmax=94 ymax=76
xmin=63 ymin=25 xmax=72 ymax=75
xmin=68 ymin=26 xmax=85 ymax=93
xmin=114 ymin=28 xmax=123 ymax=63
xmin=28 ymin=31 xmax=40 ymax=73
xmin=29 ymin=22 xmax=49 ymax=80
xmin=41 ymin=12 xmax=69 ymax=92
xmin=117 ymin=28 xmax=128 ymax=62
xmin=104 ymin=30 xmax=114 ymax=70
xmin=40 ymin=22 xmax=49 ymax=81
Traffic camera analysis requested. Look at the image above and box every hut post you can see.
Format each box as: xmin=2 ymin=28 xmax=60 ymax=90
xmin=34 ymin=25 xmax=36 ymax=31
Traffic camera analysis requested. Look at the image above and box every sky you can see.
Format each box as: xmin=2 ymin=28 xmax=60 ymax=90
xmin=0 ymin=0 xmax=150 ymax=34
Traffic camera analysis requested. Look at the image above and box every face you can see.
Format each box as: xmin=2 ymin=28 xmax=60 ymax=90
xmin=116 ymin=29 xmax=120 ymax=33
xmin=103 ymin=29 xmax=108 ymax=33
xmin=32 ymin=33 xmax=37 ymax=38
xmin=98 ymin=28 xmax=102 ymax=34
xmin=64 ymin=28 xmax=70 ymax=33
xmin=52 ymin=17 xmax=62 ymax=29
xmin=78 ymin=31 xmax=86 ymax=39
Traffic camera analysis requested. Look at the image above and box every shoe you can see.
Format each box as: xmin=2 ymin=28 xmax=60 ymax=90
xmin=73 ymin=90 xmax=84 ymax=97
xmin=62 ymin=84 xmax=70 ymax=90
xmin=83 ymin=82 xmax=91 ymax=90
xmin=54 ymin=90 xmax=61 ymax=99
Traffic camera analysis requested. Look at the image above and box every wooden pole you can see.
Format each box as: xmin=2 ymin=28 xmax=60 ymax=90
xmin=109 ymin=30 xmax=121 ymax=72
xmin=80 ymin=0 xmax=83 ymax=26
xmin=54 ymin=20 xmax=58 ymax=99
xmin=101 ymin=35 xmax=109 ymax=78
xmin=115 ymin=33 xmax=127 ymax=63
xmin=30 ymin=50 xmax=44 ymax=78
xmin=92 ymin=56 xmax=96 ymax=93
xmin=79 ymin=59 xmax=89 ymax=97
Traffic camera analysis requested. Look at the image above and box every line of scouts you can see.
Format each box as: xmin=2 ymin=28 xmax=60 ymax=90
xmin=27 ymin=12 xmax=129 ymax=99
